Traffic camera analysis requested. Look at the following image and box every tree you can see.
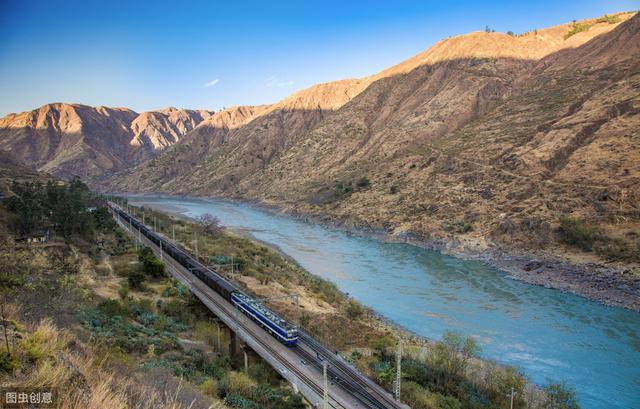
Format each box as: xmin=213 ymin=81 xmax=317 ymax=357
xmin=428 ymin=331 xmax=480 ymax=394
xmin=138 ymin=247 xmax=165 ymax=278
xmin=196 ymin=213 xmax=224 ymax=235
xmin=369 ymin=335 xmax=395 ymax=356
xmin=93 ymin=206 xmax=115 ymax=230
xmin=543 ymin=382 xmax=580 ymax=409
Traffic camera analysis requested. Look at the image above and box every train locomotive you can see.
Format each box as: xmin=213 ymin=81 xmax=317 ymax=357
xmin=109 ymin=202 xmax=299 ymax=346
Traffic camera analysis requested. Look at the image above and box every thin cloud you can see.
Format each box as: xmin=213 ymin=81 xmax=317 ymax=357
xmin=265 ymin=76 xmax=294 ymax=88
xmin=204 ymin=78 xmax=220 ymax=87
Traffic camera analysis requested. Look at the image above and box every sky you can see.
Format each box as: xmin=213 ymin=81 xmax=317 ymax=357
xmin=0 ymin=0 xmax=637 ymax=117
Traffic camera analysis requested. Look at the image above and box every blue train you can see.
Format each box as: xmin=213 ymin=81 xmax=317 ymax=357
xmin=110 ymin=203 xmax=299 ymax=346
xmin=231 ymin=292 xmax=298 ymax=345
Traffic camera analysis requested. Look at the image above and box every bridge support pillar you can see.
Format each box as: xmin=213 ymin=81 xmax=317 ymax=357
xmin=228 ymin=328 xmax=238 ymax=358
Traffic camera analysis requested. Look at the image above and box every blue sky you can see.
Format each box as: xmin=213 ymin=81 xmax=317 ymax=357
xmin=0 ymin=0 xmax=637 ymax=116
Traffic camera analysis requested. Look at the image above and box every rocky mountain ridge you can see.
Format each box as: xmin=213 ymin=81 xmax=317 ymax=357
xmin=0 ymin=103 xmax=219 ymax=178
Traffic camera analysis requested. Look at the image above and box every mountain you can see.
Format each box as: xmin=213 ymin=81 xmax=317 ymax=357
xmin=98 ymin=12 xmax=640 ymax=286
xmin=102 ymin=13 xmax=637 ymax=209
xmin=0 ymin=103 xmax=215 ymax=178
xmin=129 ymin=107 xmax=214 ymax=154
xmin=4 ymin=12 xmax=638 ymax=305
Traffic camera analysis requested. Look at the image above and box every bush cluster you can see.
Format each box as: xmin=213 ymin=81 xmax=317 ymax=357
xmin=3 ymin=178 xmax=101 ymax=240
xmin=557 ymin=217 xmax=599 ymax=251
xmin=557 ymin=217 xmax=639 ymax=262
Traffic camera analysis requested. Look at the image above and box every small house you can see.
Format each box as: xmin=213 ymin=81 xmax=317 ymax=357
xmin=15 ymin=229 xmax=51 ymax=244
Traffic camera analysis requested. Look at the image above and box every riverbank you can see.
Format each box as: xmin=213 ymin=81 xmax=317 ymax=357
xmin=266 ymin=201 xmax=640 ymax=313
xmin=126 ymin=192 xmax=639 ymax=312
xmin=121 ymin=193 xmax=640 ymax=408
xmin=123 ymin=198 xmax=570 ymax=409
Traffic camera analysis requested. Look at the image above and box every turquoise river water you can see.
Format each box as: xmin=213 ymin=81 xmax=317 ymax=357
xmin=126 ymin=195 xmax=639 ymax=409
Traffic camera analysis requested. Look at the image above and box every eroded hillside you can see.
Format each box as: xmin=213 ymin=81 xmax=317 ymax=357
xmin=0 ymin=104 xmax=215 ymax=178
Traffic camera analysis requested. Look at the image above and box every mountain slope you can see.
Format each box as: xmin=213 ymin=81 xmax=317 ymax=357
xmin=103 ymin=12 xmax=635 ymax=201
xmin=0 ymin=104 xmax=214 ymax=178
xmin=99 ymin=12 xmax=640 ymax=300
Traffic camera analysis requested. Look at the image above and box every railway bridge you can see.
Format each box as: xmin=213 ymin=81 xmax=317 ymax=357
xmin=110 ymin=203 xmax=408 ymax=409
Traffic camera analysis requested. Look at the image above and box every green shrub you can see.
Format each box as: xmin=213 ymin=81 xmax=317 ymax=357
xmin=356 ymin=176 xmax=371 ymax=189
xmin=0 ymin=350 xmax=17 ymax=372
xmin=98 ymin=299 xmax=126 ymax=316
xmin=118 ymin=283 xmax=130 ymax=300
xmin=162 ymin=298 xmax=188 ymax=321
xmin=564 ymin=22 xmax=591 ymax=39
xmin=224 ymin=393 xmax=260 ymax=408
xmin=345 ymin=300 xmax=365 ymax=319
xmin=200 ymin=378 xmax=218 ymax=397
xmin=128 ymin=269 xmax=146 ymax=289
xmin=595 ymin=237 xmax=639 ymax=262
xmin=369 ymin=335 xmax=394 ymax=356
xmin=226 ymin=370 xmax=256 ymax=396
xmin=138 ymin=247 xmax=165 ymax=278
xmin=596 ymin=15 xmax=620 ymax=24
xmin=442 ymin=221 xmax=473 ymax=234
xmin=543 ymin=382 xmax=580 ymax=409
xmin=193 ymin=320 xmax=218 ymax=347
xmin=333 ymin=181 xmax=354 ymax=197
xmin=557 ymin=217 xmax=599 ymax=251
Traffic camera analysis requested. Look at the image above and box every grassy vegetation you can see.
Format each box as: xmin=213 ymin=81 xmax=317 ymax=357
xmin=309 ymin=174 xmax=372 ymax=204
xmin=346 ymin=330 xmax=581 ymax=409
xmin=557 ymin=217 xmax=599 ymax=251
xmin=443 ymin=220 xmax=474 ymax=234
xmin=0 ymin=183 xmax=307 ymax=408
xmin=564 ymin=15 xmax=621 ymax=39
xmin=557 ymin=217 xmax=640 ymax=262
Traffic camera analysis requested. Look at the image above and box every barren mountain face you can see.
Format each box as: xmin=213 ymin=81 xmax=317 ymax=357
xmin=96 ymin=12 xmax=639 ymax=270
xmin=0 ymin=104 xmax=215 ymax=178
xmin=3 ymin=13 xmax=638 ymax=270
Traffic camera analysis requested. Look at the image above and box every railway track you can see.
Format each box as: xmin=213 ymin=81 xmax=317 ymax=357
xmin=111 ymin=204 xmax=406 ymax=409
xmin=299 ymin=333 xmax=401 ymax=409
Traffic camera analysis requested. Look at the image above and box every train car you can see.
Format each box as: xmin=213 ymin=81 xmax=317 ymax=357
xmin=231 ymin=292 xmax=299 ymax=346
xmin=110 ymin=202 xmax=298 ymax=346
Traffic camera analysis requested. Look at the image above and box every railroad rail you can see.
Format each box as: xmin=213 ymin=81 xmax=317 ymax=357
xmin=110 ymin=202 xmax=407 ymax=409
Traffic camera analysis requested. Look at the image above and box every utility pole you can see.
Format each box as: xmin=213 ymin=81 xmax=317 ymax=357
xmin=322 ymin=361 xmax=329 ymax=409
xmin=129 ymin=217 xmax=136 ymax=249
xmin=395 ymin=338 xmax=402 ymax=402
xmin=508 ymin=387 xmax=516 ymax=409
xmin=243 ymin=348 xmax=249 ymax=373
xmin=216 ymin=322 xmax=221 ymax=353
xmin=142 ymin=211 xmax=145 ymax=226
xmin=154 ymin=216 xmax=157 ymax=232
xmin=172 ymin=225 xmax=175 ymax=242
xmin=194 ymin=231 xmax=199 ymax=259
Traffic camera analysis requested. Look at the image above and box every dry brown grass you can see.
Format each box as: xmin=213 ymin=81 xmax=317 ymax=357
xmin=226 ymin=371 xmax=256 ymax=396
xmin=2 ymin=314 xmax=225 ymax=409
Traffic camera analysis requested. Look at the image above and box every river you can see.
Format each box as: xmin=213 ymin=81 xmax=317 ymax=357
xmin=126 ymin=195 xmax=639 ymax=409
